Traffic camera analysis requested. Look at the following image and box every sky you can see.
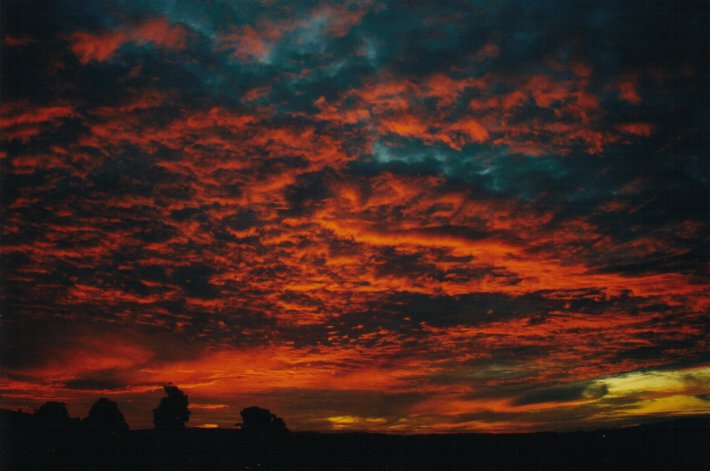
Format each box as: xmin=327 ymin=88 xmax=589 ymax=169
xmin=1 ymin=0 xmax=709 ymax=433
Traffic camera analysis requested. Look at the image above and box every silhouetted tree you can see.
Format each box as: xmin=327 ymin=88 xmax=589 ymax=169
xmin=239 ymin=406 xmax=288 ymax=432
xmin=153 ymin=384 xmax=190 ymax=430
xmin=34 ymin=401 xmax=79 ymax=429
xmin=83 ymin=398 xmax=129 ymax=431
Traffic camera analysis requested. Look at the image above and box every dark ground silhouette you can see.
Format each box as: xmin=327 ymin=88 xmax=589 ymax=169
xmin=1 ymin=408 xmax=708 ymax=470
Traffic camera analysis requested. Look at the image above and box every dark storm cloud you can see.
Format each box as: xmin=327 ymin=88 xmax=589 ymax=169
xmin=512 ymin=382 xmax=608 ymax=406
xmin=283 ymin=170 xmax=334 ymax=216
xmin=368 ymin=291 xmax=559 ymax=327
xmin=63 ymin=374 xmax=128 ymax=391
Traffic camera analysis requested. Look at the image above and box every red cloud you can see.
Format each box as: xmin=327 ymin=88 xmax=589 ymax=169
xmin=2 ymin=11 xmax=706 ymax=434
xmin=69 ymin=17 xmax=187 ymax=64
xmin=3 ymin=34 xmax=37 ymax=47
xmin=617 ymin=122 xmax=655 ymax=137
xmin=617 ymin=78 xmax=642 ymax=104
xmin=0 ymin=102 xmax=74 ymax=142
xmin=218 ymin=26 xmax=271 ymax=62
xmin=313 ymin=62 xmax=648 ymax=156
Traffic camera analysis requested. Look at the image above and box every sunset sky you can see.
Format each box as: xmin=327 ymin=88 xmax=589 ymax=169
xmin=1 ymin=0 xmax=709 ymax=432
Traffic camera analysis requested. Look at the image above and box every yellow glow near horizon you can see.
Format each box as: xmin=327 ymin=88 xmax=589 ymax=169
xmin=629 ymin=395 xmax=709 ymax=416
xmin=326 ymin=415 xmax=388 ymax=429
xmin=588 ymin=366 xmax=710 ymax=420
xmin=601 ymin=366 xmax=710 ymax=398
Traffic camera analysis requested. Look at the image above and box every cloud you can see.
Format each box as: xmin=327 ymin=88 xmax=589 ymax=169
xmin=512 ymin=382 xmax=608 ymax=406
xmin=69 ymin=17 xmax=187 ymax=64
xmin=1 ymin=0 xmax=708 ymax=432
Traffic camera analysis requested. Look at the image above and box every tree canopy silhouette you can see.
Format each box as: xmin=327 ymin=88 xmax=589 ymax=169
xmin=83 ymin=397 xmax=129 ymax=431
xmin=153 ymin=384 xmax=190 ymax=430
xmin=34 ymin=401 xmax=79 ymax=429
xmin=239 ymin=406 xmax=288 ymax=432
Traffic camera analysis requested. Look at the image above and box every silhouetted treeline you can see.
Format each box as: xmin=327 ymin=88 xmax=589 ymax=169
xmin=0 ymin=398 xmax=127 ymax=432
xmin=0 ymin=384 xmax=290 ymax=434
xmin=240 ymin=406 xmax=288 ymax=432
xmin=2 ymin=414 xmax=708 ymax=470
xmin=1 ymin=385 xmax=708 ymax=470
